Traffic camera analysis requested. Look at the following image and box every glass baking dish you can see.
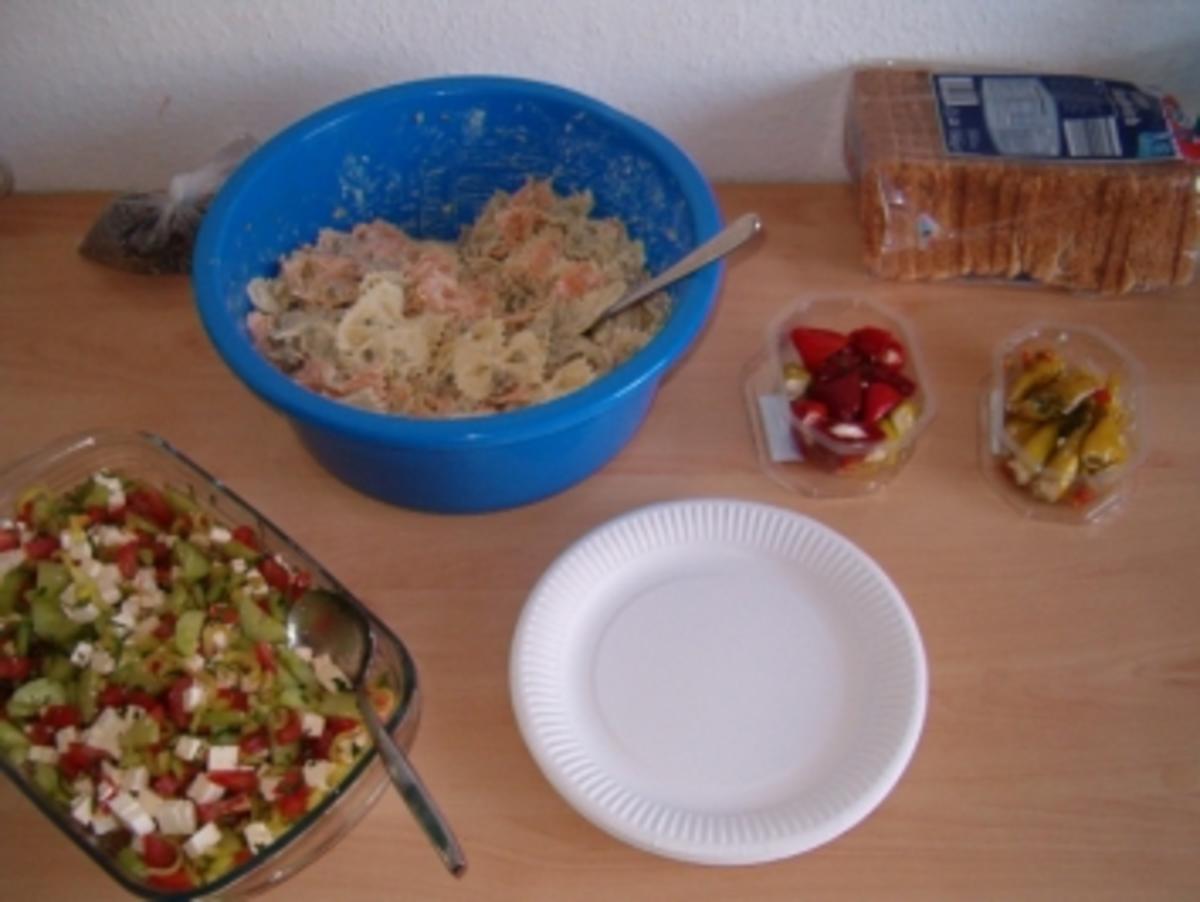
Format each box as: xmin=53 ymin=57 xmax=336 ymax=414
xmin=0 ymin=430 xmax=421 ymax=899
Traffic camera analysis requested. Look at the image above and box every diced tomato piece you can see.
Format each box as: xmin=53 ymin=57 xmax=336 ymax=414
xmin=58 ymin=742 xmax=109 ymax=778
xmin=258 ymin=557 xmax=290 ymax=592
xmin=288 ymin=570 xmax=312 ymax=601
xmin=147 ymin=869 xmax=194 ymax=892
xmin=0 ymin=529 xmax=19 ymax=552
xmin=207 ymin=770 xmax=258 ymax=792
xmin=23 ymin=535 xmax=59 ymax=560
xmin=153 ymin=612 xmax=176 ymax=641
xmin=1093 ymin=386 xmax=1112 ymax=408
xmin=275 ymin=785 xmax=310 ymax=820
xmin=254 ymin=641 xmax=276 ymax=674
xmin=127 ymin=488 xmax=174 ymax=529
xmin=789 ymin=327 xmax=848 ymax=372
xmin=28 ymin=721 xmax=55 ymax=746
xmin=326 ymin=716 xmax=359 ymax=736
xmin=239 ymin=729 xmax=270 ymax=758
xmin=0 ymin=656 xmax=33 ymax=681
xmin=140 ymin=833 xmax=180 ymax=870
xmin=274 ymin=710 xmax=302 ymax=745
xmin=217 ymin=687 xmax=249 ymax=712
xmin=208 ymin=604 xmax=238 ymax=625
xmin=124 ymin=689 xmax=166 ymax=724
xmin=41 ymin=704 xmax=81 ymax=730
xmin=234 ymin=848 xmax=253 ymax=867
xmin=197 ymin=793 xmax=253 ymax=824
xmin=232 ymin=525 xmax=259 ymax=551
xmin=97 ymin=684 xmax=127 ymax=709
xmin=166 ymin=677 xmax=193 ymax=729
xmin=114 ymin=542 xmax=140 ymax=580
xmin=151 ymin=773 xmax=184 ymax=798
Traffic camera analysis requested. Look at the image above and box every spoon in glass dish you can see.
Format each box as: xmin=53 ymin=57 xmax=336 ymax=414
xmin=579 ymin=212 xmax=763 ymax=335
xmin=286 ymin=589 xmax=467 ymax=877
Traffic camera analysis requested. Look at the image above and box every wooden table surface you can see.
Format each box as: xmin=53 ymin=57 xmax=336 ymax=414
xmin=1 ymin=186 xmax=1198 ymax=900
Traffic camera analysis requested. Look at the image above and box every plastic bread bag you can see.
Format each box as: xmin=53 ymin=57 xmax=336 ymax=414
xmin=843 ymin=65 xmax=1200 ymax=294
xmin=79 ymin=135 xmax=257 ymax=274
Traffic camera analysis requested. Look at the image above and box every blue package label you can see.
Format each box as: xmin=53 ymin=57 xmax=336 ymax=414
xmin=931 ymin=73 xmax=1179 ymax=161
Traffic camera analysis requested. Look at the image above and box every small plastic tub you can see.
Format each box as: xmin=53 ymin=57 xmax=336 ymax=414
xmin=743 ymin=295 xmax=936 ymax=497
xmin=978 ymin=322 xmax=1146 ymax=524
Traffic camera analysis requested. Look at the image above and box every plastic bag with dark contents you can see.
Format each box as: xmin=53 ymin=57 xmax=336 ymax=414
xmin=79 ymin=135 xmax=256 ymax=274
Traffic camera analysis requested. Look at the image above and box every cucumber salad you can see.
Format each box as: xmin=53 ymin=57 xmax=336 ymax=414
xmin=0 ymin=472 xmax=392 ymax=893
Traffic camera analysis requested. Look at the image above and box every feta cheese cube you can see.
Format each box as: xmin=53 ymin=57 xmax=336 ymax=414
xmin=63 ymin=602 xmax=99 ymax=625
xmin=186 ymin=773 xmax=225 ymax=805
xmin=155 ymin=799 xmax=197 ymax=836
xmin=27 ymin=745 xmax=59 ymax=765
xmin=92 ymin=525 xmax=135 ymax=548
xmin=96 ymin=779 xmax=117 ymax=804
xmin=93 ymin=473 xmax=126 ymax=511
xmin=231 ymin=558 xmax=247 ymax=575
xmin=111 ymin=599 xmax=140 ymax=631
xmin=243 ymin=821 xmax=274 ymax=854
xmin=209 ymin=526 xmax=232 ymax=544
xmin=84 ymin=707 xmax=128 ymax=759
xmin=96 ymin=564 xmax=123 ymax=605
xmin=245 ymin=571 xmax=270 ymax=597
xmin=134 ymin=615 xmax=161 ymax=637
xmin=90 ymin=812 xmax=118 ymax=835
xmin=110 ymin=791 xmax=156 ymax=836
xmin=70 ymin=794 xmax=93 ymax=827
xmin=84 ymin=559 xmax=103 ymax=580
xmin=206 ymin=744 xmax=239 ymax=771
xmin=137 ymin=787 xmax=164 ymax=818
xmin=56 ymin=726 xmax=80 ymax=752
xmin=59 ymin=530 xmax=92 ymax=564
xmin=312 ymin=653 xmax=349 ymax=692
xmin=90 ymin=815 xmax=118 ymax=834
xmin=182 ymin=684 xmax=206 ymax=713
xmin=210 ymin=628 xmax=228 ymax=652
xmin=71 ymin=775 xmax=94 ymax=797
xmin=69 ymin=641 xmax=94 ymax=668
xmin=101 ymin=760 xmax=123 ymax=786
xmin=302 ymin=760 xmax=334 ymax=791
xmin=175 ymin=735 xmax=205 ymax=762
xmin=89 ymin=648 xmax=115 ymax=674
xmin=184 ymin=822 xmax=223 ymax=859
xmin=301 ymin=712 xmax=326 ymax=739
xmin=121 ymin=765 xmax=149 ymax=793
xmin=257 ymin=774 xmax=282 ymax=802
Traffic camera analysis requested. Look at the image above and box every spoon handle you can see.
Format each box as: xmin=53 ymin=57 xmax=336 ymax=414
xmin=357 ymin=685 xmax=468 ymax=877
xmin=587 ymin=212 xmax=762 ymax=330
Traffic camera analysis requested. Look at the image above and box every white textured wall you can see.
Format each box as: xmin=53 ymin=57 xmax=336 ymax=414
xmin=2 ymin=0 xmax=1198 ymax=190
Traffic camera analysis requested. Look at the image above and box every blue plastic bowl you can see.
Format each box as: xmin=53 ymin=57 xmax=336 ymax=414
xmin=193 ymin=76 xmax=723 ymax=513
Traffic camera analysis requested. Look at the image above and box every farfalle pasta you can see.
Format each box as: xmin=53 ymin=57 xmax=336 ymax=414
xmin=246 ymin=180 xmax=668 ymax=416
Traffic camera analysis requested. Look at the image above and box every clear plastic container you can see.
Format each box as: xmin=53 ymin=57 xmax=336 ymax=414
xmin=978 ymin=323 xmax=1146 ymax=524
xmin=0 ymin=430 xmax=421 ymax=900
xmin=743 ymin=295 xmax=936 ymax=497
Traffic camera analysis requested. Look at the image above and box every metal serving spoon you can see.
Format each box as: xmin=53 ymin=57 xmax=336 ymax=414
xmin=579 ymin=212 xmax=763 ymax=334
xmin=286 ymin=590 xmax=467 ymax=877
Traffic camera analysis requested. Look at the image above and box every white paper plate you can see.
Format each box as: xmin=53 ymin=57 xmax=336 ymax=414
xmin=510 ymin=498 xmax=926 ymax=865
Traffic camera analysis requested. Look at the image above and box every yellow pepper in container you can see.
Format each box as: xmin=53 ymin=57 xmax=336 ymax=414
xmin=980 ymin=324 xmax=1146 ymax=524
